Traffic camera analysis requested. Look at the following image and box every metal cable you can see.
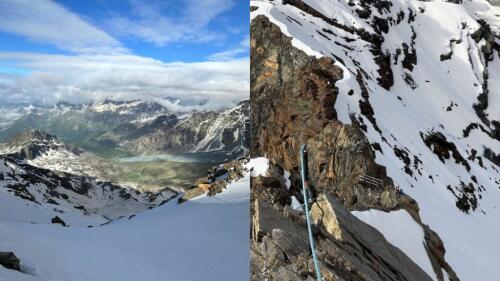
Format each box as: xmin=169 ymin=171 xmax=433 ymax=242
xmin=300 ymin=144 xmax=323 ymax=281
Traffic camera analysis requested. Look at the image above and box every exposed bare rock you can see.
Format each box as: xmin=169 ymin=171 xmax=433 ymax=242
xmin=124 ymin=101 xmax=250 ymax=157
xmin=251 ymin=9 xmax=461 ymax=281
xmin=253 ymin=200 xmax=307 ymax=242
xmin=311 ymin=194 xmax=430 ymax=280
xmin=252 ymin=15 xmax=407 ymax=212
xmin=0 ymin=252 xmax=21 ymax=271
xmin=51 ymin=216 xmax=67 ymax=227
xmin=252 ymin=193 xmax=435 ymax=281
xmin=178 ymin=158 xmax=249 ymax=203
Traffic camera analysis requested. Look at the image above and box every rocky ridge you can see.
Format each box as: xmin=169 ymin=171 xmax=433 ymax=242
xmin=247 ymin=2 xmax=492 ymax=279
xmin=0 ymin=100 xmax=250 ymax=158
xmin=0 ymin=129 xmax=124 ymax=181
xmin=121 ymin=100 xmax=250 ymax=156
xmin=0 ymin=154 xmax=176 ymax=222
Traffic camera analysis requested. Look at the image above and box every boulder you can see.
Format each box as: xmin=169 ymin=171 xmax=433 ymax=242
xmin=51 ymin=216 xmax=67 ymax=227
xmin=198 ymin=183 xmax=212 ymax=192
xmin=0 ymin=252 xmax=21 ymax=271
xmin=178 ymin=187 xmax=205 ymax=203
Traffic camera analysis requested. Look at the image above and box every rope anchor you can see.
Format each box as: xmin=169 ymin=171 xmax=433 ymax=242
xmin=300 ymin=144 xmax=323 ymax=281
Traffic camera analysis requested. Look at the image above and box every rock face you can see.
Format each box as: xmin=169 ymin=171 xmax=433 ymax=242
xmin=119 ymin=100 xmax=250 ymax=157
xmin=0 ymin=129 xmax=80 ymax=160
xmin=250 ymin=7 xmax=461 ymax=281
xmin=0 ymin=252 xmax=21 ymax=271
xmin=251 ymin=191 xmax=434 ymax=281
xmin=251 ymin=16 xmax=406 ymax=212
xmin=179 ymin=158 xmax=249 ymax=203
xmin=311 ymin=194 xmax=433 ymax=281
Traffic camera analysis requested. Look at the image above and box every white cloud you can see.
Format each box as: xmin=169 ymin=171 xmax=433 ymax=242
xmin=209 ymin=35 xmax=249 ymax=61
xmin=0 ymin=0 xmax=249 ymax=111
xmin=0 ymin=0 xmax=126 ymax=54
xmin=107 ymin=0 xmax=235 ymax=46
xmin=0 ymin=52 xmax=249 ymax=111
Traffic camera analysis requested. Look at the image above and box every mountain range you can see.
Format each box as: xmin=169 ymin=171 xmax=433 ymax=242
xmin=250 ymin=0 xmax=499 ymax=280
xmin=0 ymin=99 xmax=250 ymax=159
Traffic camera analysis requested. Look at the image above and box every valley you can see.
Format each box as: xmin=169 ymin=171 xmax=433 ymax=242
xmin=0 ymin=99 xmax=250 ymax=192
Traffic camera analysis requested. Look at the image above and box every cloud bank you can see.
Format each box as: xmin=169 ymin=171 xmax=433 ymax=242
xmin=0 ymin=0 xmax=249 ymax=111
xmin=0 ymin=53 xmax=249 ymax=110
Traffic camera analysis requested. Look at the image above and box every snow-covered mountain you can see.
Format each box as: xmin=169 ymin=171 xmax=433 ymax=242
xmin=0 ymin=156 xmax=250 ymax=281
xmin=0 ymin=100 xmax=169 ymax=145
xmin=0 ymin=129 xmax=124 ymax=181
xmin=250 ymin=0 xmax=499 ymax=280
xmin=0 ymin=100 xmax=250 ymax=158
xmin=121 ymin=100 xmax=250 ymax=156
xmin=0 ymin=154 xmax=174 ymax=222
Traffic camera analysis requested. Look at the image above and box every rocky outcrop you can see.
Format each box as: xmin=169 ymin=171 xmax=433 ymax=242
xmin=251 ymin=15 xmax=408 ymax=212
xmin=51 ymin=216 xmax=67 ymax=227
xmin=252 ymin=192 xmax=434 ymax=281
xmin=250 ymin=13 xmax=460 ymax=281
xmin=124 ymin=101 xmax=250 ymax=157
xmin=178 ymin=158 xmax=249 ymax=203
xmin=0 ymin=252 xmax=21 ymax=271
xmin=0 ymin=129 xmax=81 ymax=160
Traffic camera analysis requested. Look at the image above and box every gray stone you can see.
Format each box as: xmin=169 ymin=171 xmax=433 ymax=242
xmin=271 ymin=229 xmax=309 ymax=257
xmin=253 ymin=200 xmax=307 ymax=242
xmin=311 ymin=193 xmax=434 ymax=281
xmin=0 ymin=252 xmax=21 ymax=271
xmin=272 ymin=266 xmax=303 ymax=281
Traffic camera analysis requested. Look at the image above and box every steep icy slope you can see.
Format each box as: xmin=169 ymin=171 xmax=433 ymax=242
xmin=0 ymin=160 xmax=250 ymax=281
xmin=251 ymin=0 xmax=499 ymax=280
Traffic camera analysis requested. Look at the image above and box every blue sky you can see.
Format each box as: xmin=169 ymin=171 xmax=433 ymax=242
xmin=0 ymin=0 xmax=249 ymax=109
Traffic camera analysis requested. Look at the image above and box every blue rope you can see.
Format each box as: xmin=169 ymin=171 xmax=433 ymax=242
xmin=300 ymin=144 xmax=323 ymax=281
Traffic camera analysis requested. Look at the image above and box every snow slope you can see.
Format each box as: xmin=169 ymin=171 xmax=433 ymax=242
xmin=0 ymin=156 xmax=173 ymax=221
xmin=252 ymin=0 xmax=500 ymax=280
xmin=0 ymin=168 xmax=250 ymax=281
xmin=353 ymin=209 xmax=436 ymax=281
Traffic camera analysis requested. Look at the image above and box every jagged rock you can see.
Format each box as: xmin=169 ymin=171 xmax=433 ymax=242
xmin=252 ymin=193 xmax=435 ymax=281
xmin=251 ymin=176 xmax=291 ymax=206
xmin=0 ymin=252 xmax=21 ymax=271
xmin=253 ymin=199 xmax=307 ymax=242
xmin=271 ymin=229 xmax=309 ymax=258
xmin=421 ymin=131 xmax=470 ymax=171
xmin=179 ymin=186 xmax=206 ymax=203
xmin=124 ymin=101 xmax=250 ymax=156
xmin=423 ymin=224 xmax=460 ymax=281
xmin=251 ymin=16 xmax=402 ymax=212
xmin=311 ymin=194 xmax=434 ymax=281
xmin=51 ymin=216 xmax=67 ymax=227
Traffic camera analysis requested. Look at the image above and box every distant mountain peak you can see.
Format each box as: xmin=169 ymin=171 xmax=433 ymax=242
xmin=0 ymin=129 xmax=72 ymax=160
xmin=8 ymin=128 xmax=57 ymax=144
